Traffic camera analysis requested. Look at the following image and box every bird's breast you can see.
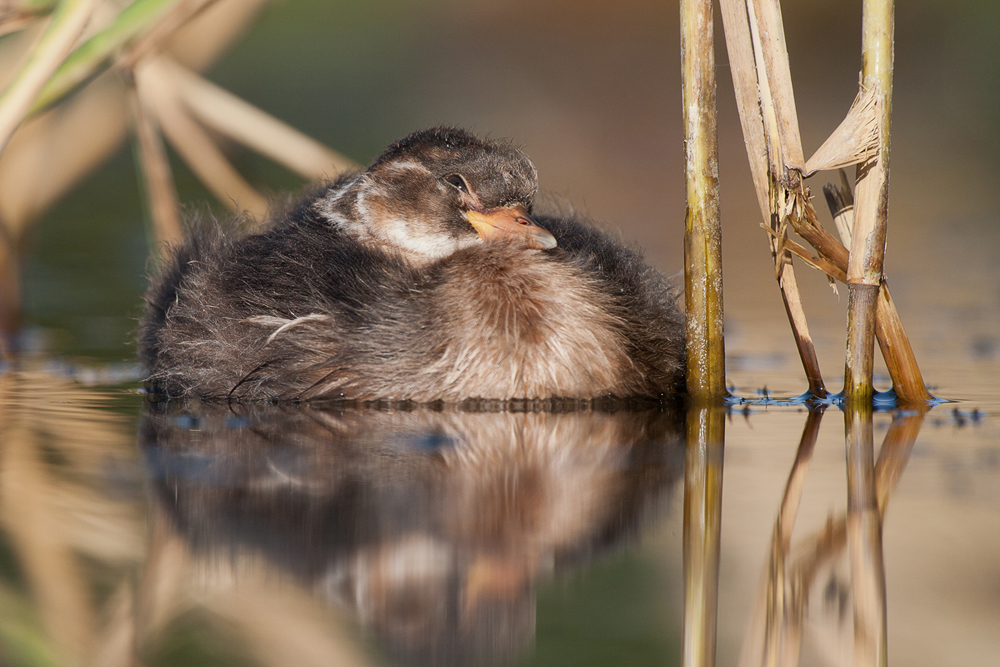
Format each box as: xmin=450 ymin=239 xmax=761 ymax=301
xmin=420 ymin=246 xmax=636 ymax=399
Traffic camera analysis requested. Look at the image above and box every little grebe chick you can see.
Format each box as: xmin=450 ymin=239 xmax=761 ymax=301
xmin=140 ymin=128 xmax=685 ymax=401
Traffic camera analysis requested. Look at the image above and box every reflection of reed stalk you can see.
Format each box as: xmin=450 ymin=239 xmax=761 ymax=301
xmin=0 ymin=372 xmax=141 ymax=666
xmin=845 ymin=407 xmax=886 ymax=667
xmin=740 ymin=408 xmax=925 ymax=667
xmin=682 ymin=406 xmax=725 ymax=667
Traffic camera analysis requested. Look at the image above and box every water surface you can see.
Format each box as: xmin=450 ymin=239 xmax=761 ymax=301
xmin=0 ymin=362 xmax=996 ymax=666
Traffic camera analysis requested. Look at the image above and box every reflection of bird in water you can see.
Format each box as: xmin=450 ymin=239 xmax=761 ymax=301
xmin=140 ymin=127 xmax=684 ymax=401
xmin=140 ymin=402 xmax=684 ymax=665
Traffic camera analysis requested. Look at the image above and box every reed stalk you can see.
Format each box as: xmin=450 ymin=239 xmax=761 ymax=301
xmin=718 ymin=0 xmax=827 ymax=397
xmin=844 ymin=0 xmax=894 ymax=405
xmin=681 ymin=0 xmax=726 ymax=403
xmin=824 ymin=178 xmax=932 ymax=404
xmin=682 ymin=406 xmax=725 ymax=667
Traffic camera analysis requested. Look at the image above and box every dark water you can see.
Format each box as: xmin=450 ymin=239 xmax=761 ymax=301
xmin=2 ymin=0 xmax=1000 ymax=665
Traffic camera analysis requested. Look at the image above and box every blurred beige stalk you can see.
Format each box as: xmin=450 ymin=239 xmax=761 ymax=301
xmin=135 ymin=55 xmax=270 ymax=220
xmin=128 ymin=78 xmax=183 ymax=244
xmin=0 ymin=0 xmax=270 ymax=237
xmin=0 ymin=371 xmax=142 ymax=666
xmin=0 ymin=0 xmax=358 ymax=354
xmin=0 ymin=0 xmax=267 ymax=355
xmin=136 ymin=495 xmax=376 ymax=667
xmin=0 ymin=0 xmax=98 ymax=156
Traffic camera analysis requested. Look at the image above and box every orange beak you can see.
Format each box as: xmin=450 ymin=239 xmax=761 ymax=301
xmin=465 ymin=205 xmax=557 ymax=250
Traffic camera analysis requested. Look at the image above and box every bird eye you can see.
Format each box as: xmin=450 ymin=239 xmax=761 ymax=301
xmin=444 ymin=173 xmax=469 ymax=193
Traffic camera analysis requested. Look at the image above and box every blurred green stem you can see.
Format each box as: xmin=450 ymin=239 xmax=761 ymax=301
xmin=30 ymin=0 xmax=180 ymax=114
xmin=0 ymin=0 xmax=98 ymax=155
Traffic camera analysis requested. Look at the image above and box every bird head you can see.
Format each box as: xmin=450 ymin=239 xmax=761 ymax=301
xmin=321 ymin=128 xmax=556 ymax=260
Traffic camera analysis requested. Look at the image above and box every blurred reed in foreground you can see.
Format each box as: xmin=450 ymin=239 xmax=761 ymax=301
xmin=0 ymin=0 xmax=356 ymax=357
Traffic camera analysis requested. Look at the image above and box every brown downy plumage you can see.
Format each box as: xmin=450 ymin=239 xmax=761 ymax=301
xmin=139 ymin=127 xmax=684 ymax=401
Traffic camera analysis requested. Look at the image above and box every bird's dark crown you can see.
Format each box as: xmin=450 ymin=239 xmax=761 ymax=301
xmin=318 ymin=127 xmax=547 ymax=261
xmin=370 ymin=127 xmax=538 ymax=210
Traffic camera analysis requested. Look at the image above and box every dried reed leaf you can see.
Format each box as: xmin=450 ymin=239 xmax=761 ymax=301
xmin=763 ymin=225 xmax=846 ymax=282
xmin=747 ymin=0 xmax=804 ymax=173
xmin=166 ymin=59 xmax=358 ymax=177
xmin=718 ymin=0 xmax=769 ymax=221
xmin=719 ymin=0 xmax=826 ymax=397
xmin=137 ymin=57 xmax=268 ymax=218
xmin=0 ymin=0 xmax=98 ymax=154
xmin=804 ymin=87 xmax=880 ymax=176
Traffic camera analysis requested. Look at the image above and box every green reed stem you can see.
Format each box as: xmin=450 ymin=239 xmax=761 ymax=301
xmin=30 ymin=0 xmax=178 ymax=114
xmin=844 ymin=0 xmax=894 ymax=405
xmin=0 ymin=0 xmax=97 ymax=155
xmin=681 ymin=0 xmax=726 ymax=403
